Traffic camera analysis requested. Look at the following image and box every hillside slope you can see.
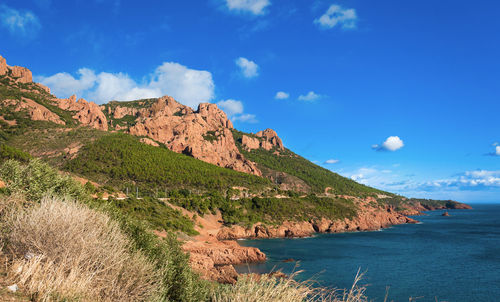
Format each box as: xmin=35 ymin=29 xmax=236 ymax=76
xmin=1 ymin=54 xmax=392 ymax=198
xmin=0 ymin=54 xmax=472 ymax=285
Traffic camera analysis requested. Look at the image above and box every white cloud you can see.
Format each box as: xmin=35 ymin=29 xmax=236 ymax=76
xmin=216 ymin=99 xmax=244 ymax=116
xmin=416 ymin=170 xmax=500 ymax=191
xmin=225 ymin=0 xmax=270 ymax=15
xmin=298 ymin=91 xmax=321 ymax=101
xmin=37 ymin=62 xmax=215 ymax=108
xmin=314 ymin=4 xmax=357 ymax=30
xmin=235 ymin=57 xmax=259 ymax=78
xmin=496 ymin=146 xmax=500 ymax=156
xmin=34 ymin=68 xmax=97 ymax=97
xmin=233 ymin=113 xmax=258 ymax=123
xmin=350 ymin=167 xmax=378 ymax=182
xmin=149 ymin=62 xmax=215 ymax=108
xmin=373 ymin=136 xmax=404 ymax=152
xmin=88 ymin=72 xmax=161 ymax=104
xmin=275 ymin=91 xmax=289 ymax=100
xmin=325 ymin=159 xmax=339 ymax=164
xmin=216 ymin=99 xmax=257 ymax=123
xmin=0 ymin=4 xmax=41 ymax=36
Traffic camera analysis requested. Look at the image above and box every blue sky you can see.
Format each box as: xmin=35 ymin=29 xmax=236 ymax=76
xmin=1 ymin=0 xmax=499 ymax=202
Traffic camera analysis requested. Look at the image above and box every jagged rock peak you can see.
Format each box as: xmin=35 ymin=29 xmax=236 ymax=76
xmin=55 ymin=94 xmax=108 ymax=131
xmin=197 ymin=103 xmax=233 ymax=129
xmin=0 ymin=55 xmax=51 ymax=92
xmin=0 ymin=55 xmax=32 ymax=84
xmin=126 ymin=96 xmax=261 ymax=176
xmin=242 ymin=128 xmax=284 ymax=151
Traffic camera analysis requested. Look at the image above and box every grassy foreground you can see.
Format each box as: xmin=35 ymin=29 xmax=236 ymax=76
xmin=0 ymin=158 xmax=370 ymax=301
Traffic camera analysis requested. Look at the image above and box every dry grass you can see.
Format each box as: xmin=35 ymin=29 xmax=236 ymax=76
xmin=213 ymin=270 xmax=368 ymax=302
xmin=1 ymin=196 xmax=159 ymax=302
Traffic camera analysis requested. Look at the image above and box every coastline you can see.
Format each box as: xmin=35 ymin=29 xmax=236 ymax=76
xmin=181 ymin=199 xmax=472 ymax=283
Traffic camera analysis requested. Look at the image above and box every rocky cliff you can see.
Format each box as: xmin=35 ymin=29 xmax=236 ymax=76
xmin=0 ymin=55 xmax=287 ymax=176
xmin=125 ymin=96 xmax=262 ymax=175
xmin=241 ymin=128 xmax=284 ymax=151
xmin=0 ymin=56 xmax=32 ymax=84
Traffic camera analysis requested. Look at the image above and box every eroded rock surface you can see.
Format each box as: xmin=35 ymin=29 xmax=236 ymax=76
xmin=5 ymin=98 xmax=65 ymax=125
xmin=242 ymin=128 xmax=285 ymax=151
xmin=55 ymin=95 xmax=108 ymax=131
xmin=127 ymin=96 xmax=261 ymax=175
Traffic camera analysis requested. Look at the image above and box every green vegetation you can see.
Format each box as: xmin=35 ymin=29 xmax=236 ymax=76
xmin=378 ymin=196 xmax=466 ymax=211
xmin=0 ymin=159 xmax=87 ymax=203
xmin=65 ymin=132 xmax=271 ymax=192
xmin=219 ymin=195 xmax=358 ymax=226
xmin=202 ymin=130 xmax=219 ymax=142
xmin=0 ymin=78 xmax=77 ymax=127
xmin=0 ymin=144 xmax=31 ymax=163
xmin=101 ymin=98 xmax=157 ymax=130
xmin=0 ymin=158 xmax=212 ymax=301
xmin=232 ymin=130 xmax=389 ymax=196
xmin=108 ymin=196 xmax=197 ymax=235
xmin=7 ymin=127 xmax=107 ymax=167
xmin=104 ymin=98 xmax=158 ymax=109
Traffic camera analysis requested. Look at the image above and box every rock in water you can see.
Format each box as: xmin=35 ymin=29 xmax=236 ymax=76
xmin=442 ymin=211 xmax=450 ymax=217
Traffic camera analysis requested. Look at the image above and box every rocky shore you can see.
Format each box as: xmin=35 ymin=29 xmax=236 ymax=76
xmin=181 ymin=198 xmax=472 ymax=284
xmin=182 ymin=200 xmax=421 ymax=283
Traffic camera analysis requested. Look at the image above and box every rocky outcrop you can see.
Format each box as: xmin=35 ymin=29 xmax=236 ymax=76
xmin=55 ymin=95 xmax=108 ymax=131
xmin=110 ymin=105 xmax=138 ymax=119
xmin=256 ymin=129 xmax=284 ymax=150
xmin=217 ymin=205 xmax=418 ymax=241
xmin=128 ymin=96 xmax=261 ymax=175
xmin=242 ymin=128 xmax=285 ymax=151
xmin=139 ymin=137 xmax=160 ymax=147
xmin=241 ymin=135 xmax=260 ymax=150
xmin=35 ymin=83 xmax=51 ymax=94
xmin=0 ymin=56 xmax=32 ymax=83
xmin=0 ymin=56 xmax=7 ymax=76
xmin=10 ymin=66 xmax=32 ymax=84
xmin=5 ymin=98 xmax=65 ymax=125
xmin=184 ymin=240 xmax=266 ymax=284
xmin=259 ymin=166 xmax=311 ymax=192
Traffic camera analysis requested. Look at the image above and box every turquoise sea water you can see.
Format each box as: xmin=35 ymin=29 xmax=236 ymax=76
xmin=235 ymin=204 xmax=500 ymax=302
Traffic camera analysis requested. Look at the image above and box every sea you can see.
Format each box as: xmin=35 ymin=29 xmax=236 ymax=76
xmin=235 ymin=204 xmax=500 ymax=302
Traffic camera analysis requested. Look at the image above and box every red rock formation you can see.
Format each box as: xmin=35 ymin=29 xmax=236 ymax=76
xmin=6 ymin=98 xmax=65 ymax=125
xmin=111 ymin=106 xmax=138 ymax=119
xmin=10 ymin=66 xmax=32 ymax=84
xmin=128 ymin=96 xmax=261 ymax=175
xmin=55 ymin=95 xmax=108 ymax=131
xmin=35 ymin=83 xmax=51 ymax=94
xmin=257 ymin=128 xmax=284 ymax=150
xmin=242 ymin=128 xmax=285 ymax=151
xmin=241 ymin=135 xmax=260 ymax=150
xmin=0 ymin=56 xmax=7 ymax=76
xmin=139 ymin=137 xmax=160 ymax=147
xmin=217 ymin=204 xmax=419 ymax=241
xmin=0 ymin=56 xmax=32 ymax=83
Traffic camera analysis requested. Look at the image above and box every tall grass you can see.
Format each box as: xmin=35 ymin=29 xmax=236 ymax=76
xmin=2 ymin=196 xmax=158 ymax=301
xmin=213 ymin=270 xmax=368 ymax=302
xmin=0 ymin=157 xmax=371 ymax=302
xmin=0 ymin=158 xmax=213 ymax=301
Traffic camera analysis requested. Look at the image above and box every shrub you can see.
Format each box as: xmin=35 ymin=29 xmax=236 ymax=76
xmin=0 ymin=159 xmax=86 ymax=203
xmin=0 ymin=144 xmax=31 ymax=163
xmin=2 ymin=196 xmax=159 ymax=302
